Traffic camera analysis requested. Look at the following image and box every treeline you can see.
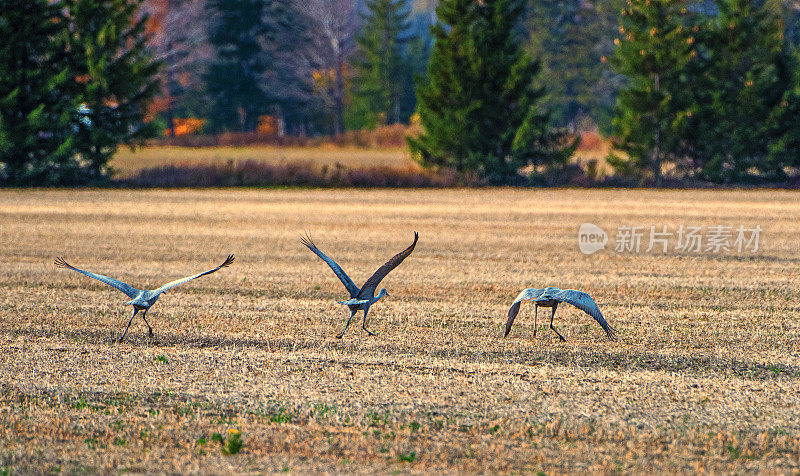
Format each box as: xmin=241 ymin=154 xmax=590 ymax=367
xmin=187 ymin=0 xmax=800 ymax=184
xmin=146 ymin=0 xmax=624 ymax=139
xmin=3 ymin=0 xmax=800 ymax=185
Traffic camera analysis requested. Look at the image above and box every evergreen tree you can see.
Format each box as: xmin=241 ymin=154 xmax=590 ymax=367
xmin=350 ymin=0 xmax=414 ymax=128
xmin=687 ymin=0 xmax=790 ymax=182
xmin=526 ymin=0 xmax=625 ymax=132
xmin=767 ymin=49 xmax=800 ymax=174
xmin=69 ymin=0 xmax=162 ymax=181
xmin=606 ymin=0 xmax=696 ymax=184
xmin=408 ymin=0 xmax=576 ymax=182
xmin=205 ymin=0 xmax=272 ymax=132
xmin=0 ymin=0 xmax=77 ymax=185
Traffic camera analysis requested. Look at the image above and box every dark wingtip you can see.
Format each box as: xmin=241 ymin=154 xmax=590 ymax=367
xmin=504 ymin=301 xmax=520 ymax=337
xmin=300 ymin=232 xmax=315 ymax=249
xmin=54 ymin=257 xmax=70 ymax=269
xmin=410 ymin=231 xmax=419 ymax=248
xmin=221 ymin=254 xmax=235 ymax=267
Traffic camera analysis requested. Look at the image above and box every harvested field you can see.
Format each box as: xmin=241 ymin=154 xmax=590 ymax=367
xmin=0 ymin=188 xmax=798 ymax=473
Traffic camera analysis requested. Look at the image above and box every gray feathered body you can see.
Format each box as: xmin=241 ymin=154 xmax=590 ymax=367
xmin=506 ymin=286 xmax=617 ymax=340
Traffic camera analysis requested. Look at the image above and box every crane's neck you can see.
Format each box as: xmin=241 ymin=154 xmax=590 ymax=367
xmin=373 ymin=288 xmax=388 ymax=303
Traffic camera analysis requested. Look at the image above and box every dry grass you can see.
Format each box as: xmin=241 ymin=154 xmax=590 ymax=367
xmin=112 ymin=130 xmax=615 ymax=183
xmin=0 ymin=188 xmax=799 ymax=473
xmin=111 ymin=145 xmax=414 ymax=179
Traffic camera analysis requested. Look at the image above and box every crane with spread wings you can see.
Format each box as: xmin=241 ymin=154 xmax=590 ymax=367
xmin=55 ymin=255 xmax=235 ymax=342
xmin=505 ymin=287 xmax=618 ymax=341
xmin=301 ymin=232 xmax=418 ymax=338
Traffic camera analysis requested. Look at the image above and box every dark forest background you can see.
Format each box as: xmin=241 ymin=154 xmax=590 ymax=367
xmin=3 ymin=0 xmax=800 ymax=185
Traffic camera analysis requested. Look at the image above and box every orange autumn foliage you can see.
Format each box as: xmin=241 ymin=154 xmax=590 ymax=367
xmin=171 ymin=117 xmax=206 ymax=136
xmin=257 ymin=115 xmax=279 ymax=135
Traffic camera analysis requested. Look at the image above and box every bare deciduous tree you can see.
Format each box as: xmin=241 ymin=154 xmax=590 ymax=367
xmin=293 ymin=0 xmax=359 ymax=135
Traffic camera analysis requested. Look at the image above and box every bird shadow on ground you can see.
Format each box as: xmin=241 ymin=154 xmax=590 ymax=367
xmin=4 ymin=327 xmax=796 ymax=381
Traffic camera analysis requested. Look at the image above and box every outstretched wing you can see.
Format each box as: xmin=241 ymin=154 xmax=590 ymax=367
xmin=153 ymin=254 xmax=235 ymax=294
xmin=301 ymin=234 xmax=360 ymax=297
xmin=553 ymin=289 xmax=617 ymax=340
xmin=54 ymin=257 xmax=141 ymax=299
xmin=357 ymin=232 xmax=419 ymax=299
xmin=504 ymin=288 xmax=546 ymax=337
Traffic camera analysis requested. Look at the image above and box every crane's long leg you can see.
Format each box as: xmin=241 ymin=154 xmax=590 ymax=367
xmin=337 ymin=308 xmax=358 ymax=339
xmin=141 ymin=310 xmax=154 ymax=337
xmin=361 ymin=306 xmax=376 ymax=336
xmin=119 ymin=308 xmax=139 ymax=343
xmin=533 ymin=304 xmax=538 ymax=337
xmin=549 ymin=304 xmax=566 ymax=342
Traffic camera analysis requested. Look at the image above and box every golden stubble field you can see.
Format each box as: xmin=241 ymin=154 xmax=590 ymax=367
xmin=0 ymin=188 xmax=798 ymax=474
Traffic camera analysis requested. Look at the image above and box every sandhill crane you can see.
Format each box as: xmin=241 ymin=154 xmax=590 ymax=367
xmin=505 ymin=287 xmax=617 ymax=341
xmin=55 ymin=255 xmax=235 ymax=342
xmin=301 ymin=232 xmax=418 ymax=338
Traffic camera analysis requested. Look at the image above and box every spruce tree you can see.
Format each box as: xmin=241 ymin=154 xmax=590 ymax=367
xmin=767 ymin=49 xmax=800 ymax=175
xmin=205 ymin=0 xmax=271 ymax=132
xmin=0 ymin=0 xmax=76 ymax=185
xmin=688 ymin=0 xmax=789 ymax=182
xmin=350 ymin=0 xmax=414 ymax=128
xmin=527 ymin=0 xmax=625 ymax=132
xmin=408 ymin=0 xmax=575 ymax=182
xmin=69 ymin=0 xmax=162 ymax=181
xmin=606 ymin=0 xmax=696 ymax=184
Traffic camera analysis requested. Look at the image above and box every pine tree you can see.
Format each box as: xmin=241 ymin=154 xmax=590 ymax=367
xmin=408 ymin=0 xmax=575 ymax=182
xmin=0 ymin=0 xmax=76 ymax=185
xmin=526 ymin=0 xmax=625 ymax=132
xmin=687 ymin=0 xmax=790 ymax=182
xmin=350 ymin=0 xmax=414 ymax=128
xmin=767 ymin=49 xmax=800 ymax=175
xmin=205 ymin=0 xmax=272 ymax=132
xmin=606 ymin=0 xmax=696 ymax=184
xmin=69 ymin=0 xmax=162 ymax=181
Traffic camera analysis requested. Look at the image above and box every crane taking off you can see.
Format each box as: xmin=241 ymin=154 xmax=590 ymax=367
xmin=55 ymin=255 xmax=235 ymax=342
xmin=301 ymin=232 xmax=418 ymax=338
